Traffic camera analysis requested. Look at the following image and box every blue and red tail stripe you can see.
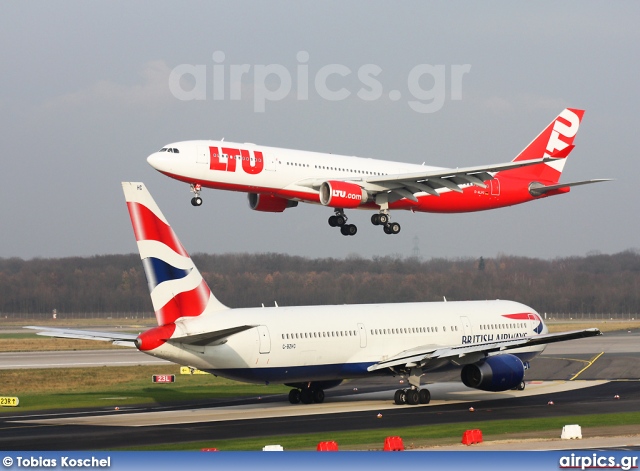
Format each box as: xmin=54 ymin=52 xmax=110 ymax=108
xmin=123 ymin=182 xmax=228 ymax=330
xmin=142 ymin=257 xmax=192 ymax=291
xmin=127 ymin=201 xmax=188 ymax=257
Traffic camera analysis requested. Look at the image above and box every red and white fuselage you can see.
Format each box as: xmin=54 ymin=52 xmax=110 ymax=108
xmin=147 ymin=109 xmax=607 ymax=235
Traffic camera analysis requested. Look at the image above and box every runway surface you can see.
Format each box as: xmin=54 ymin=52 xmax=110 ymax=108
xmin=0 ymin=330 xmax=638 ymax=450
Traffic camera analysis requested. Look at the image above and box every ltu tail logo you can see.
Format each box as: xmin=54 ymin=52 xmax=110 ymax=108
xmin=545 ymin=109 xmax=580 ymax=158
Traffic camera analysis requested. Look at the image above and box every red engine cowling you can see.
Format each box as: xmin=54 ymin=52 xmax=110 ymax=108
xmin=319 ymin=181 xmax=369 ymax=208
xmin=248 ymin=193 xmax=298 ymax=212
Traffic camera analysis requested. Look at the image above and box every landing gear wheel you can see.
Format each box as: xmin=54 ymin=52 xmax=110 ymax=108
xmin=191 ymin=196 xmax=203 ymax=207
xmin=516 ymin=381 xmax=526 ymax=391
xmin=406 ymin=389 xmax=419 ymax=405
xmin=300 ymin=389 xmax=313 ymax=404
xmin=383 ymin=222 xmax=400 ymax=234
xmin=312 ymin=389 xmax=325 ymax=403
xmin=335 ymin=215 xmax=346 ymax=226
xmin=288 ymin=389 xmax=301 ymax=404
xmin=394 ymin=389 xmax=406 ymax=405
xmin=328 ymin=215 xmax=338 ymax=227
xmin=371 ymin=214 xmax=380 ymax=225
xmin=378 ymin=214 xmax=389 ymax=224
xmin=418 ymin=388 xmax=431 ymax=404
xmin=340 ymin=224 xmax=357 ymax=236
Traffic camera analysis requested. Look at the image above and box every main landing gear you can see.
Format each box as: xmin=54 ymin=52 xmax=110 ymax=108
xmin=190 ymin=183 xmax=203 ymax=206
xmin=371 ymin=212 xmax=401 ymax=235
xmin=394 ymin=387 xmax=431 ymax=405
xmin=328 ymin=209 xmax=357 ymax=236
xmin=394 ymin=367 xmax=429 ymax=405
xmin=288 ymin=386 xmax=325 ymax=404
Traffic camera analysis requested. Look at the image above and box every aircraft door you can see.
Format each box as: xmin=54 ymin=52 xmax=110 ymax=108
xmin=357 ymin=323 xmax=367 ymax=348
xmin=460 ymin=316 xmax=472 ymax=338
xmin=257 ymin=325 xmax=271 ymax=354
xmin=490 ymin=178 xmax=500 ymax=196
xmin=263 ymin=152 xmax=276 ymax=171
xmin=196 ymin=146 xmax=210 ymax=165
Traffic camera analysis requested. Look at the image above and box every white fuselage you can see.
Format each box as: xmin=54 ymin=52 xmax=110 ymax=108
xmin=147 ymin=140 xmax=442 ymax=203
xmin=144 ymin=299 xmax=547 ymax=385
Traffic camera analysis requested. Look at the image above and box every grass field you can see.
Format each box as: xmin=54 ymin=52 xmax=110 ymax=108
xmin=0 ymin=364 xmax=288 ymax=412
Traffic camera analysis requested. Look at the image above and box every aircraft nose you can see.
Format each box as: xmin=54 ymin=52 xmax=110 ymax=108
xmin=147 ymin=152 xmax=161 ymax=169
xmin=147 ymin=152 xmax=173 ymax=173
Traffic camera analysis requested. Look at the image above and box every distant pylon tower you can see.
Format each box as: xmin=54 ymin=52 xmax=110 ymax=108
xmin=412 ymin=235 xmax=421 ymax=259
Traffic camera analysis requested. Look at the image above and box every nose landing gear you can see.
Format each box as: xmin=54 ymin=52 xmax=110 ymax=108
xmin=190 ymin=184 xmax=203 ymax=206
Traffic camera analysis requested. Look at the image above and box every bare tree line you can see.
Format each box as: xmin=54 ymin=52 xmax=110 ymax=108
xmin=0 ymin=250 xmax=639 ymax=317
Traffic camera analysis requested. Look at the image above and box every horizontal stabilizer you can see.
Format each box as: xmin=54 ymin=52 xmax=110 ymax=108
xmin=168 ymin=325 xmax=257 ymax=347
xmin=529 ymin=179 xmax=612 ymax=197
xmin=25 ymin=326 xmax=138 ymax=347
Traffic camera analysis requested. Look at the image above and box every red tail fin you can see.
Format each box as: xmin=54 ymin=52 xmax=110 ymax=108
xmin=502 ymin=108 xmax=584 ymax=184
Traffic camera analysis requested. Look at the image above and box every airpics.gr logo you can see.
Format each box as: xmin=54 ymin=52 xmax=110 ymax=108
xmin=169 ymin=51 xmax=471 ymax=113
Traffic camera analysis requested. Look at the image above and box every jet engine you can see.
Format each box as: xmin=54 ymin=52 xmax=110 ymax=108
xmin=460 ymin=354 xmax=525 ymax=392
xmin=136 ymin=324 xmax=177 ymax=351
xmin=248 ymin=193 xmax=298 ymax=212
xmin=319 ymin=181 xmax=369 ymax=208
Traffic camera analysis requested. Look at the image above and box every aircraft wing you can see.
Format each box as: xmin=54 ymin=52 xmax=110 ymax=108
xmin=360 ymin=155 xmax=567 ymax=201
xmin=367 ymin=328 xmax=602 ymax=372
xmin=25 ymin=324 xmax=259 ymax=349
xmin=25 ymin=326 xmax=139 ymax=347
xmin=297 ymin=154 xmax=567 ymax=202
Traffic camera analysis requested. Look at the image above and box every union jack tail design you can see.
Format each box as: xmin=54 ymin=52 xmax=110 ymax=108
xmin=122 ymin=182 xmax=228 ymax=326
xmin=501 ymin=108 xmax=584 ymax=184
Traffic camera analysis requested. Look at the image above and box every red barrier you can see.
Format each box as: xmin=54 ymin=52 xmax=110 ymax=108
xmin=461 ymin=429 xmax=483 ymax=446
xmin=383 ymin=436 xmax=404 ymax=451
xmin=317 ymin=441 xmax=339 ymax=451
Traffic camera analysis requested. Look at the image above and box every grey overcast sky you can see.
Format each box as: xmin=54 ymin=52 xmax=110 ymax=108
xmin=1 ymin=1 xmax=637 ymax=261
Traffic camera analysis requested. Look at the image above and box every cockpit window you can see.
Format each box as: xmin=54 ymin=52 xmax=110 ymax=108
xmin=159 ymin=148 xmax=167 ymax=152
xmin=172 ymin=148 xmax=179 ymax=153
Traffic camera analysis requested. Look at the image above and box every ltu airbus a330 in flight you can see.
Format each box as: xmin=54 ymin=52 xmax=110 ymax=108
xmin=147 ymin=108 xmax=608 ymax=236
xmin=28 ymin=182 xmax=601 ymax=405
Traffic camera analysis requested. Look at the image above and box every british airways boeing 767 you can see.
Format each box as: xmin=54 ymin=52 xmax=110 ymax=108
xmin=28 ymin=183 xmax=601 ymax=405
